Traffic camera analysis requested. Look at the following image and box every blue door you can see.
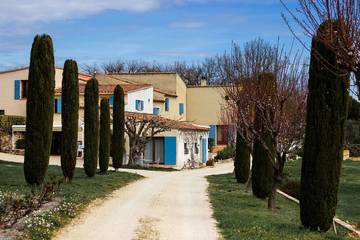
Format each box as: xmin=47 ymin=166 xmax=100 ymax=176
xmin=164 ymin=136 xmax=176 ymax=165
xmin=202 ymin=138 xmax=208 ymax=162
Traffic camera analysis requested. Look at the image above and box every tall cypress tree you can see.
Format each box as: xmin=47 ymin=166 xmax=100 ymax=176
xmin=84 ymin=78 xmax=99 ymax=177
xmin=24 ymin=35 xmax=55 ymax=185
xmin=300 ymin=21 xmax=350 ymax=231
xmin=234 ymin=131 xmax=250 ymax=183
xmin=251 ymin=73 xmax=276 ymax=199
xmin=112 ymin=85 xmax=125 ymax=169
xmin=61 ymin=60 xmax=79 ymax=182
xmin=99 ymin=98 xmax=111 ymax=173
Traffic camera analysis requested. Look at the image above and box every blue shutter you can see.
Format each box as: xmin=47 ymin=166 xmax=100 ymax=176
xmin=202 ymin=138 xmax=208 ymax=162
xmin=165 ymin=98 xmax=169 ymax=111
xmin=135 ymin=100 xmax=139 ymax=110
xmin=57 ymin=98 xmax=62 ymax=113
xmin=209 ymin=125 xmax=216 ymax=141
xmin=153 ymin=107 xmax=160 ymax=115
xmin=164 ymin=136 xmax=176 ymax=165
xmin=140 ymin=100 xmax=144 ymax=111
xmin=179 ymin=103 xmax=184 ymax=115
xmin=109 ymin=96 xmax=114 ymax=106
xmin=14 ymin=80 xmax=20 ymax=100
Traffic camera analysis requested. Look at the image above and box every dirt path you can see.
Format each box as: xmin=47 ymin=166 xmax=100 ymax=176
xmin=54 ymin=163 xmax=233 ymax=240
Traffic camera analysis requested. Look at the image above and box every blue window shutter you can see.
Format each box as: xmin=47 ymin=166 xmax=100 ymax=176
xmin=202 ymin=138 xmax=207 ymax=162
xmin=140 ymin=100 xmax=144 ymax=111
xmin=209 ymin=125 xmax=216 ymax=141
xmin=164 ymin=136 xmax=176 ymax=165
xmin=57 ymin=98 xmax=62 ymax=113
xmin=14 ymin=80 xmax=20 ymax=100
xmin=109 ymin=96 xmax=114 ymax=106
xmin=179 ymin=103 xmax=184 ymax=115
xmin=135 ymin=100 xmax=139 ymax=110
xmin=153 ymin=107 xmax=160 ymax=115
xmin=165 ymin=98 xmax=169 ymax=111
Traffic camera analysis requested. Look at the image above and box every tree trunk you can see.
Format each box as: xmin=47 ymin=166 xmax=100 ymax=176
xmin=267 ymin=182 xmax=277 ymax=211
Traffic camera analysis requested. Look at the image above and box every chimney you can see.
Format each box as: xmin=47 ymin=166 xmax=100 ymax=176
xmin=200 ymin=76 xmax=207 ymax=86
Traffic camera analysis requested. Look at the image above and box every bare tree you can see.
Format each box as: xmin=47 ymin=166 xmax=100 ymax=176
xmin=221 ymin=39 xmax=308 ymax=210
xmin=281 ymin=0 xmax=360 ymax=96
xmin=81 ymin=63 xmax=100 ymax=76
xmin=124 ymin=112 xmax=176 ymax=165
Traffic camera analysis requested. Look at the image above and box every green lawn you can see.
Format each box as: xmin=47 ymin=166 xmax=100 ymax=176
xmin=207 ymin=173 xmax=355 ymax=240
xmin=0 ymin=160 xmax=143 ymax=240
xmin=283 ymin=160 xmax=360 ymax=226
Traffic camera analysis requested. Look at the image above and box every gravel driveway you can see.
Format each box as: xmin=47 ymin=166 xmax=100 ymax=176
xmin=54 ymin=163 xmax=233 ymax=240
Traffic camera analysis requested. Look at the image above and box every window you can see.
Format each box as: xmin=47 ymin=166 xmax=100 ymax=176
xmin=179 ymin=103 xmax=184 ymax=115
xmin=54 ymin=98 xmax=62 ymax=113
xmin=0 ymin=110 xmax=4 ymax=115
xmin=21 ymin=80 xmax=28 ymax=99
xmin=165 ymin=98 xmax=170 ymax=112
xmin=184 ymin=143 xmax=189 ymax=154
xmin=135 ymin=100 xmax=144 ymax=111
xmin=153 ymin=107 xmax=160 ymax=115
xmin=195 ymin=143 xmax=199 ymax=154
xmin=109 ymin=96 xmax=114 ymax=106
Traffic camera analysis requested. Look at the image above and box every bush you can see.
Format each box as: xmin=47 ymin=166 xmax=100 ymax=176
xmin=15 ymin=138 xmax=26 ymax=149
xmin=24 ymin=34 xmax=55 ymax=185
xmin=214 ymin=145 xmax=235 ymax=160
xmin=0 ymin=116 xmax=26 ymax=134
xmin=280 ymin=180 xmax=300 ymax=199
xmin=206 ymin=159 xmax=215 ymax=166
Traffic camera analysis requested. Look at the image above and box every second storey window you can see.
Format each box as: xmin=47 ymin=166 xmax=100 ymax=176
xmin=14 ymin=80 xmax=28 ymax=100
xmin=135 ymin=100 xmax=144 ymax=111
xmin=165 ymin=98 xmax=170 ymax=112
xmin=153 ymin=107 xmax=160 ymax=115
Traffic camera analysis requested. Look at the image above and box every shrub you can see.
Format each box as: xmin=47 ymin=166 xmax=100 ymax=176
xmin=15 ymin=138 xmax=26 ymax=149
xmin=61 ymin=60 xmax=79 ymax=182
xmin=84 ymin=78 xmax=99 ymax=177
xmin=24 ymin=34 xmax=55 ymax=185
xmin=300 ymin=21 xmax=350 ymax=231
xmin=206 ymin=159 xmax=215 ymax=166
xmin=234 ymin=131 xmax=250 ymax=183
xmin=112 ymin=85 xmax=125 ymax=169
xmin=214 ymin=145 xmax=235 ymax=160
xmin=99 ymin=98 xmax=111 ymax=173
xmin=0 ymin=115 xmax=26 ymax=134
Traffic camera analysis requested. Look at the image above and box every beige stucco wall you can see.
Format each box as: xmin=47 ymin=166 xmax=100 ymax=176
xmin=0 ymin=68 xmax=64 ymax=117
xmin=118 ymin=73 xmax=188 ymax=121
xmin=186 ymin=86 xmax=226 ymax=126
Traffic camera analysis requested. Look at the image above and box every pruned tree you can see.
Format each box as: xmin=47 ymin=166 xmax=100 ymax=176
xmin=99 ymin=98 xmax=111 ymax=173
xmin=221 ymin=39 xmax=308 ymax=210
xmin=125 ymin=113 xmax=175 ymax=165
xmin=61 ymin=59 xmax=79 ymax=182
xmin=112 ymin=85 xmax=125 ymax=170
xmin=300 ymin=21 xmax=350 ymax=232
xmin=84 ymin=78 xmax=99 ymax=177
xmin=24 ymin=34 xmax=55 ymax=185
xmin=81 ymin=63 xmax=99 ymax=76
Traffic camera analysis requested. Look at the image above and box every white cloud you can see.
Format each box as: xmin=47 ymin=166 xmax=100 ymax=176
xmin=0 ymin=0 xmax=203 ymax=24
xmin=170 ymin=20 xmax=206 ymax=28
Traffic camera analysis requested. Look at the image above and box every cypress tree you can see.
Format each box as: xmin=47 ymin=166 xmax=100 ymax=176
xmin=300 ymin=21 xmax=350 ymax=231
xmin=99 ymin=98 xmax=111 ymax=173
xmin=24 ymin=35 xmax=55 ymax=185
xmin=84 ymin=78 xmax=99 ymax=177
xmin=251 ymin=73 xmax=276 ymax=199
xmin=234 ymin=131 xmax=250 ymax=183
xmin=60 ymin=60 xmax=79 ymax=182
xmin=112 ymin=85 xmax=125 ymax=169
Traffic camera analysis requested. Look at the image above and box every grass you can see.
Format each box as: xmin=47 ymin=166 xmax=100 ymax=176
xmin=0 ymin=160 xmax=143 ymax=239
xmin=207 ymin=173 xmax=356 ymax=240
xmin=283 ymin=160 xmax=360 ymax=226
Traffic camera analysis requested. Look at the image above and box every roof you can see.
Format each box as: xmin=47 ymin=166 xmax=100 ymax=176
xmin=55 ymin=83 xmax=152 ymax=96
xmin=125 ymin=112 xmax=209 ymax=132
xmin=99 ymin=74 xmax=178 ymax=97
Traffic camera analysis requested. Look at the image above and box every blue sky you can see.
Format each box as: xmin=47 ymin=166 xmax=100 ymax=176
xmin=0 ymin=0 xmax=306 ymax=71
